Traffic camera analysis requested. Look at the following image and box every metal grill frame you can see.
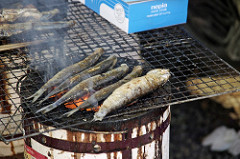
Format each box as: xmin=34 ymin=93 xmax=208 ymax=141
xmin=0 ymin=0 xmax=240 ymax=143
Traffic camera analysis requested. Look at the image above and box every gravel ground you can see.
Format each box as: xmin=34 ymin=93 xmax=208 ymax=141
xmin=170 ymin=99 xmax=240 ymax=159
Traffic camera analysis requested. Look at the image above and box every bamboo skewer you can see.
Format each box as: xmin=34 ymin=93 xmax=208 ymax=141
xmin=0 ymin=40 xmax=45 ymax=52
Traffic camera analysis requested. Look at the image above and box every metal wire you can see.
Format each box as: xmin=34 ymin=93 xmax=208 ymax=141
xmin=0 ymin=0 xmax=240 ymax=143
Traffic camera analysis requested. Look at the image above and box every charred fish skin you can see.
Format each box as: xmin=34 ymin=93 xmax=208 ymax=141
xmin=0 ymin=23 xmax=27 ymax=37
xmin=27 ymin=48 xmax=104 ymax=103
xmin=36 ymin=64 xmax=129 ymax=114
xmin=0 ymin=21 xmax=75 ymax=37
xmin=62 ymin=65 xmax=143 ymax=117
xmin=33 ymin=21 xmax=75 ymax=31
xmin=93 ymin=68 xmax=171 ymax=121
xmin=0 ymin=8 xmax=59 ymax=23
xmin=38 ymin=55 xmax=117 ymax=105
xmin=40 ymin=9 xmax=60 ymax=21
xmin=0 ymin=8 xmax=41 ymax=23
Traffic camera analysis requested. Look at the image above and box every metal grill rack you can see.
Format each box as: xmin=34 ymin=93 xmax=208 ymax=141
xmin=0 ymin=0 xmax=240 ymax=143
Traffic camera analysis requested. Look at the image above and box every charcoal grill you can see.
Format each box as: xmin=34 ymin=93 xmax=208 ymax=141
xmin=0 ymin=0 xmax=240 ymax=145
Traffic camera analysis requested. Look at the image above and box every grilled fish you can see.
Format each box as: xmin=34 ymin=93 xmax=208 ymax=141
xmin=0 ymin=8 xmax=59 ymax=22
xmin=62 ymin=65 xmax=143 ymax=117
xmin=0 ymin=21 xmax=75 ymax=37
xmin=93 ymin=68 xmax=171 ymax=121
xmin=27 ymin=48 xmax=104 ymax=103
xmin=38 ymin=55 xmax=117 ymax=105
xmin=36 ymin=64 xmax=129 ymax=114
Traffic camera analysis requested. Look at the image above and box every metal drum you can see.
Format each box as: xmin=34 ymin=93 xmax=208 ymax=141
xmin=24 ymin=106 xmax=170 ymax=159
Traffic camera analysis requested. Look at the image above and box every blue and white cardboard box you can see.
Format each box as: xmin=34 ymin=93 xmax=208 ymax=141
xmin=78 ymin=0 xmax=188 ymax=33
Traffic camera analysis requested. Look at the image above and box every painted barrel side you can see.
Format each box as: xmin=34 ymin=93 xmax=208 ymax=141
xmin=24 ymin=106 xmax=170 ymax=159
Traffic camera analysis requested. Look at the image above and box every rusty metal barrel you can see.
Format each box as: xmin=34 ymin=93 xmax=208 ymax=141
xmin=24 ymin=106 xmax=170 ymax=159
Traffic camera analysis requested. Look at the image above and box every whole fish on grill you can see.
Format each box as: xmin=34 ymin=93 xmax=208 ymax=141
xmin=62 ymin=65 xmax=143 ymax=117
xmin=0 ymin=8 xmax=59 ymax=22
xmin=93 ymin=68 xmax=171 ymax=121
xmin=27 ymin=48 xmax=105 ymax=103
xmin=38 ymin=55 xmax=118 ymax=105
xmin=0 ymin=21 xmax=75 ymax=37
xmin=36 ymin=64 xmax=129 ymax=114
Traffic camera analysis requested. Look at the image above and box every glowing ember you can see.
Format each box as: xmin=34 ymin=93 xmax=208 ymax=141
xmin=64 ymin=93 xmax=89 ymax=109
xmin=64 ymin=93 xmax=100 ymax=112
xmin=49 ymin=89 xmax=67 ymax=99
xmin=48 ymin=88 xmax=100 ymax=112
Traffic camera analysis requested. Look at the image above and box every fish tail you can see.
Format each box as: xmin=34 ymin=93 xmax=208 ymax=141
xmin=31 ymin=90 xmax=44 ymax=103
xmin=37 ymin=81 xmax=69 ymax=105
xmin=25 ymin=88 xmax=42 ymax=99
xmin=109 ymin=57 xmax=118 ymax=69
xmin=61 ymin=106 xmax=81 ymax=117
xmin=42 ymin=87 xmax=62 ymax=101
xmin=25 ymin=93 xmax=36 ymax=99
xmin=40 ymin=9 xmax=60 ymax=21
xmin=36 ymin=95 xmax=66 ymax=114
xmin=63 ymin=101 xmax=91 ymax=117
xmin=35 ymin=103 xmax=54 ymax=114
xmin=62 ymin=90 xmax=98 ymax=117
xmin=26 ymin=88 xmax=46 ymax=103
xmin=37 ymin=93 xmax=51 ymax=105
xmin=41 ymin=103 xmax=58 ymax=114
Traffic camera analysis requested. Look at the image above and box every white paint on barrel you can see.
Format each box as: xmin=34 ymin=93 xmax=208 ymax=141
xmin=162 ymin=106 xmax=170 ymax=159
xmin=81 ymin=133 xmax=85 ymax=142
xmin=163 ymin=106 xmax=170 ymax=121
xmin=25 ymin=106 xmax=170 ymax=159
xmin=140 ymin=125 xmax=147 ymax=136
xmin=145 ymin=142 xmax=156 ymax=159
xmin=132 ymin=127 xmax=138 ymax=138
xmin=147 ymin=121 xmax=157 ymax=132
xmin=162 ymin=126 xmax=170 ymax=159
xmin=51 ymin=128 xmax=67 ymax=140
xmin=0 ymin=55 xmax=26 ymax=157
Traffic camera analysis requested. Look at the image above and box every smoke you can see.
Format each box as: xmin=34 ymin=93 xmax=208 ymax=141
xmin=0 ymin=0 xmax=71 ymax=81
xmin=25 ymin=0 xmax=69 ymax=78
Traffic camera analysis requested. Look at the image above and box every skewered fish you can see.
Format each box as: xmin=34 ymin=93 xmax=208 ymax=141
xmin=36 ymin=64 xmax=129 ymax=114
xmin=0 ymin=8 xmax=59 ymax=22
xmin=38 ymin=55 xmax=117 ymax=105
xmin=93 ymin=68 xmax=171 ymax=121
xmin=62 ymin=65 xmax=143 ymax=117
xmin=0 ymin=21 xmax=75 ymax=37
xmin=27 ymin=48 xmax=105 ymax=103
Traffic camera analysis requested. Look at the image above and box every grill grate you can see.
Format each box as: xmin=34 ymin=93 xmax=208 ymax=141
xmin=0 ymin=0 xmax=240 ymax=143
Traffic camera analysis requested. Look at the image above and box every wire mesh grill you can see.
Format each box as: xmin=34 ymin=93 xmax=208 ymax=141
xmin=0 ymin=0 xmax=240 ymax=143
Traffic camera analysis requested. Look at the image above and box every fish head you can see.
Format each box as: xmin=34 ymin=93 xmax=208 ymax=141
xmin=146 ymin=69 xmax=170 ymax=84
